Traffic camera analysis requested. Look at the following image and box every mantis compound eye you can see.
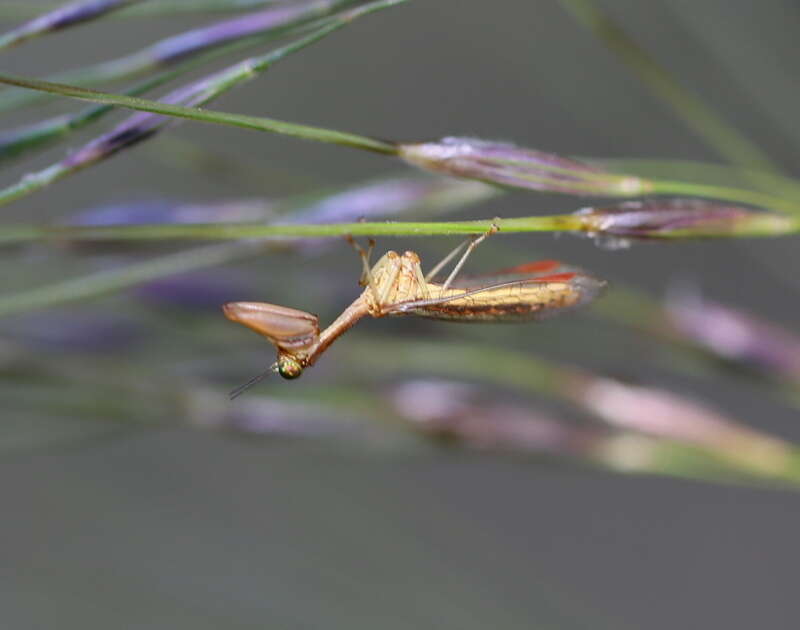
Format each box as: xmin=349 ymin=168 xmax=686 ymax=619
xmin=276 ymin=355 xmax=304 ymax=380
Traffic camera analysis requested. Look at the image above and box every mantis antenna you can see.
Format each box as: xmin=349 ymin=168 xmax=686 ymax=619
xmin=229 ymin=363 xmax=278 ymax=400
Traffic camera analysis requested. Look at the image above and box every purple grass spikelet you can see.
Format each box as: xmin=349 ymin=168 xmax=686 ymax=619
xmin=398 ymin=136 xmax=651 ymax=196
xmin=666 ymin=292 xmax=800 ymax=381
xmin=574 ymin=199 xmax=795 ymax=247
xmin=0 ymin=0 xmax=141 ymax=49
xmin=574 ymin=377 xmax=791 ymax=474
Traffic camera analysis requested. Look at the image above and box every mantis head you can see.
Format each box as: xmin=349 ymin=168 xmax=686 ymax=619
xmin=222 ymin=301 xmax=320 ymax=395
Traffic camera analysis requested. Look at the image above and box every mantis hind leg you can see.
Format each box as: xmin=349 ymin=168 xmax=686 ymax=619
xmin=428 ymin=220 xmax=501 ymax=291
xmin=424 ymin=238 xmax=469 ymax=283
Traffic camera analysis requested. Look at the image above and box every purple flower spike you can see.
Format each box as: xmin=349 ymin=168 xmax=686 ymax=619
xmin=148 ymin=2 xmax=322 ymax=66
xmin=287 ymin=175 xmax=496 ymax=224
xmin=576 ymin=377 xmax=790 ymax=473
xmin=667 ymin=293 xmax=800 ymax=381
xmin=398 ymin=136 xmax=650 ymax=196
xmin=0 ymin=0 xmax=140 ymax=49
xmin=575 ymin=199 xmax=793 ymax=246
xmin=389 ymin=380 xmax=586 ymax=453
xmin=69 ymin=198 xmax=273 ymax=226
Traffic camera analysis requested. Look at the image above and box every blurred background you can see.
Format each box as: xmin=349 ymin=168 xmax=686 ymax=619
xmin=2 ymin=1 xmax=800 ymax=628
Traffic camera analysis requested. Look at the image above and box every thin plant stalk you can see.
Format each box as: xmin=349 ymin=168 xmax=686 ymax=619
xmin=4 ymin=71 xmax=800 ymax=216
xmin=596 ymin=158 xmax=800 ymax=194
xmin=0 ymin=68 xmax=182 ymax=164
xmin=0 ymin=0 xmax=145 ymax=51
xmin=0 ymin=72 xmax=397 ymax=154
xmin=0 ymin=217 xmax=578 ymax=245
xmin=0 ymin=0 xmax=370 ymax=113
xmin=1 ymin=211 xmax=797 ymax=245
xmin=647 ymin=180 xmax=800 ymax=216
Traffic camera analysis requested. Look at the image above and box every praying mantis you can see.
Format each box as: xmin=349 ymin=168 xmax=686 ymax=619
xmin=223 ymin=227 xmax=605 ymax=397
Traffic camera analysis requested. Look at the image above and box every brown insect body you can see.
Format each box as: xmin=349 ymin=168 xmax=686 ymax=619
xmin=223 ymin=248 xmax=605 ymax=391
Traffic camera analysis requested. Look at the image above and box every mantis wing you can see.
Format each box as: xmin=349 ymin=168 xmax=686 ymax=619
xmin=389 ymin=260 xmax=605 ymax=322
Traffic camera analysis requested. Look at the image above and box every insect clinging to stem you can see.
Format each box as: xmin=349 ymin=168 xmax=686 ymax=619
xmin=223 ymin=225 xmax=606 ymax=398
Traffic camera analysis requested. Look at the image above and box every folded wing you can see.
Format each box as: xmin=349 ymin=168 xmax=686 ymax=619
xmin=391 ymin=260 xmax=605 ymax=322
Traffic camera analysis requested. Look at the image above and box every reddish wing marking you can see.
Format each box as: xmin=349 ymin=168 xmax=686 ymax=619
xmin=525 ymin=272 xmax=577 ymax=283
xmin=493 ymin=259 xmax=562 ymax=275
